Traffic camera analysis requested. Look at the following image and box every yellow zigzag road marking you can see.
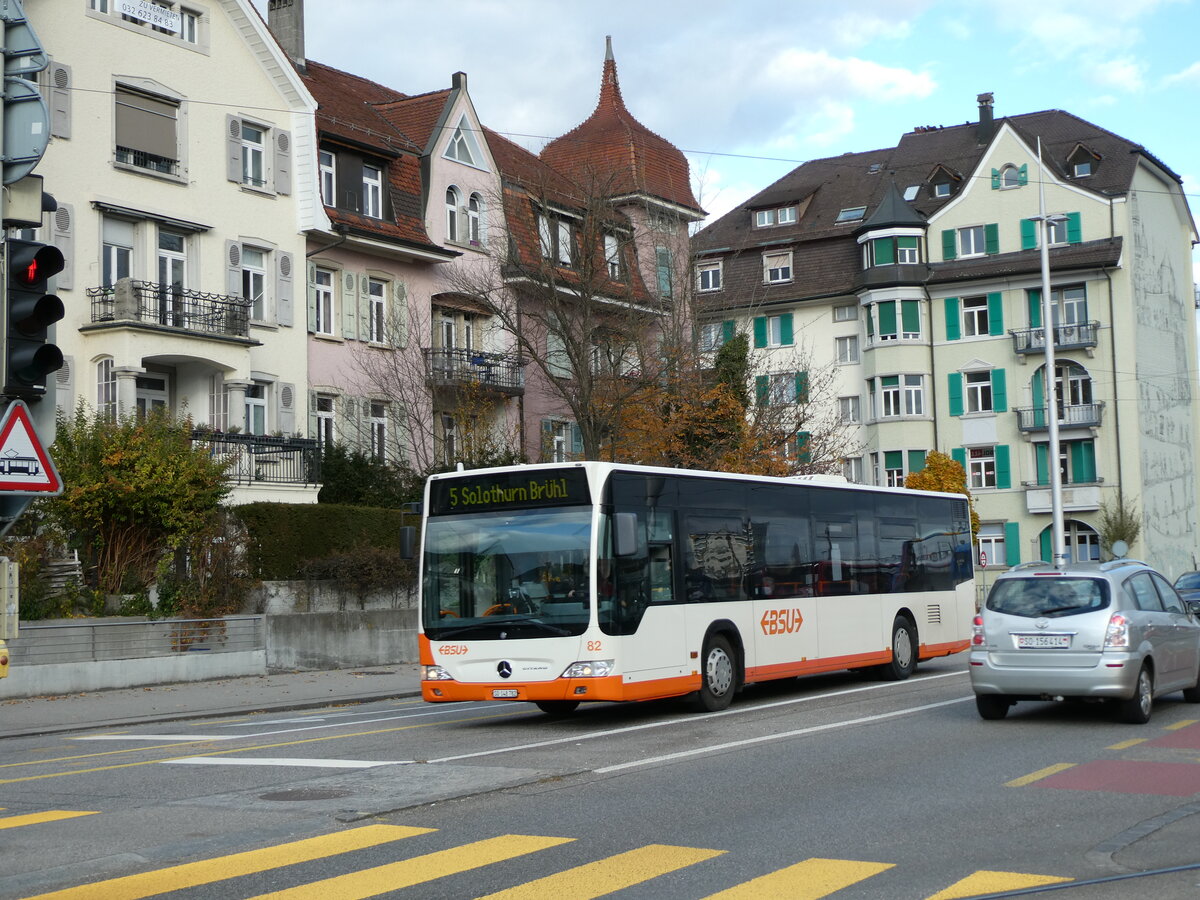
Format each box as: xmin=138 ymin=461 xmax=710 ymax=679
xmin=0 ymin=810 xmax=97 ymax=830
xmin=244 ymin=834 xmax=574 ymax=900
xmin=21 ymin=824 xmax=432 ymax=900
xmin=478 ymin=844 xmax=725 ymax=899
xmin=927 ymin=869 xmax=1073 ymax=899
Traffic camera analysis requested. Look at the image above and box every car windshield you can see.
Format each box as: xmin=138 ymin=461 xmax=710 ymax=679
xmin=421 ymin=506 xmax=593 ymax=640
xmin=986 ymin=577 xmax=1109 ymax=618
xmin=1175 ymin=573 xmax=1200 ymax=591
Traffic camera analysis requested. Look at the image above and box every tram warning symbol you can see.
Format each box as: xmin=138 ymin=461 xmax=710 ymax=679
xmin=0 ymin=400 xmax=60 ymax=494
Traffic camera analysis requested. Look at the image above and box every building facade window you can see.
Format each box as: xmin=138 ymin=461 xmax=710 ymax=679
xmin=313 ymin=267 xmax=334 ymax=336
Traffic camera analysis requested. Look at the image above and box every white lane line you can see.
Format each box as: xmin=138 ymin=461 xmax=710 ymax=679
xmin=595 ymin=697 xmax=972 ymax=773
xmin=72 ymin=734 xmax=238 ymax=742
xmin=427 ymin=670 xmax=967 ymax=764
xmin=161 ymin=757 xmax=410 ymax=769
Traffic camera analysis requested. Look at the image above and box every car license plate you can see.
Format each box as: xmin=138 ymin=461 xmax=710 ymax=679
xmin=492 ymin=689 xmax=519 ymax=699
xmin=1015 ymin=633 xmax=1071 ymax=649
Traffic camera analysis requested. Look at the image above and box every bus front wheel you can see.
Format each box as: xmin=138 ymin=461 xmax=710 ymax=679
xmin=694 ymin=634 xmax=737 ymax=712
xmin=879 ymin=616 xmax=917 ymax=681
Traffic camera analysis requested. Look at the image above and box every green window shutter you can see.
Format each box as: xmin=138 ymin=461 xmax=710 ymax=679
xmin=755 ymin=375 xmax=768 ymax=404
xmin=878 ymin=300 xmax=897 ymax=337
xmin=995 ymin=444 xmax=1011 ymax=489
xmin=1005 ymin=522 xmax=1021 ymax=566
xmin=795 ymin=370 xmax=809 ymax=404
xmin=948 ymin=372 xmax=964 ymax=417
xmin=1035 ymin=442 xmax=1049 ymax=485
xmin=901 ymin=299 xmax=920 ymax=334
xmin=570 ymin=424 xmax=583 ymax=458
xmin=991 ymin=368 xmax=1007 ymax=412
xmin=987 ymin=291 xmax=1004 ymax=335
xmin=874 ymin=237 xmax=895 ymax=265
xmin=985 ymin=223 xmax=999 ymax=255
xmin=753 ymin=316 xmax=767 ymax=348
xmin=796 ymin=431 xmax=811 ymax=463
xmin=951 ymin=447 xmax=967 ymax=470
xmin=941 ymin=229 xmax=957 ymax=261
xmin=991 ymin=168 xmax=1001 ymax=189
xmin=1066 ymin=211 xmax=1082 ymax=244
xmin=1039 ymin=528 xmax=1051 ymax=564
xmin=1071 ymin=440 xmax=1096 ymax=483
xmin=944 ymin=297 xmax=961 ymax=341
xmin=1018 ymin=163 xmax=1028 ymax=185
xmin=1027 ymin=289 xmax=1041 ymax=328
xmin=884 ymin=450 xmax=903 ymax=470
xmin=1020 ymin=218 xmax=1037 ymax=250
xmin=908 ymin=450 xmax=927 ymax=473
xmin=780 ymin=313 xmax=794 ymax=345
xmin=721 ymin=320 xmax=735 ymax=343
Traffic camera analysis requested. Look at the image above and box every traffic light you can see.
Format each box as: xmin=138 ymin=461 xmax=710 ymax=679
xmin=3 ymin=239 xmax=64 ymax=399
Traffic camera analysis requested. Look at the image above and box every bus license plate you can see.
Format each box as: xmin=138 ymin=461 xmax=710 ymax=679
xmin=492 ymin=689 xmax=519 ymax=698
xmin=1015 ymin=634 xmax=1071 ymax=649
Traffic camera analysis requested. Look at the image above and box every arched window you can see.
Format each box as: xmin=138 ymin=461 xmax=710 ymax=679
xmin=445 ymin=186 xmax=461 ymax=242
xmin=96 ymin=357 xmax=116 ymax=418
xmin=468 ymin=193 xmax=484 ymax=244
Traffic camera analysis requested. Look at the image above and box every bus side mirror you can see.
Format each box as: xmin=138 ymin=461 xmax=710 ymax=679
xmin=613 ymin=512 xmax=639 ymax=557
xmin=399 ymin=526 xmax=416 ymax=560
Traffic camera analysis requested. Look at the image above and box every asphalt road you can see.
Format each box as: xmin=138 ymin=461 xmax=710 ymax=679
xmin=3 ymin=658 xmax=1200 ymax=898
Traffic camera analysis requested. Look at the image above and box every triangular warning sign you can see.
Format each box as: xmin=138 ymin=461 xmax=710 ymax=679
xmin=0 ymin=400 xmax=61 ymax=494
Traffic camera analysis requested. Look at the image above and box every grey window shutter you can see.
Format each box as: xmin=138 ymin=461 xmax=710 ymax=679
xmin=47 ymin=61 xmax=71 ymax=139
xmin=274 ymin=130 xmax=292 ymax=195
xmin=279 ymin=383 xmax=295 ymax=434
xmin=226 ymin=241 xmax=242 ymax=297
xmin=393 ymin=280 xmax=407 ymax=348
xmin=226 ymin=115 xmax=242 ymax=183
xmin=275 ymin=251 xmax=294 ymax=326
xmin=306 ymin=261 xmax=318 ymax=332
xmin=341 ymin=271 xmax=357 ymax=339
xmin=51 ymin=203 xmax=73 ymax=290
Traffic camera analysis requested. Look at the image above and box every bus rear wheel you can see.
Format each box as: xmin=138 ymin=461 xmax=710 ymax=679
xmin=694 ymin=634 xmax=737 ymax=712
xmin=878 ymin=616 xmax=917 ymax=681
xmin=534 ymin=700 xmax=580 ymax=717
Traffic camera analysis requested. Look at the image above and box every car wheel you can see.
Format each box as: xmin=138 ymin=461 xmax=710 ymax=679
xmin=694 ymin=633 xmax=737 ymax=712
xmin=975 ymin=694 xmax=1011 ymax=720
xmin=1117 ymin=664 xmax=1154 ymax=724
xmin=534 ymin=700 xmax=580 ymax=717
xmin=878 ymin=616 xmax=918 ymax=681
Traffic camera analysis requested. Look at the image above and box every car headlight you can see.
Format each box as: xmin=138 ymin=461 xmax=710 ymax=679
xmin=423 ymin=665 xmax=455 ymax=681
xmin=561 ymin=659 xmax=615 ymax=679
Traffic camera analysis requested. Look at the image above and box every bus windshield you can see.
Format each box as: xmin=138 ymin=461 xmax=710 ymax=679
xmin=422 ymin=506 xmax=593 ymax=640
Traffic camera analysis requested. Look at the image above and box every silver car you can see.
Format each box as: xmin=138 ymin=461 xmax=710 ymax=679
xmin=969 ymin=559 xmax=1200 ymax=723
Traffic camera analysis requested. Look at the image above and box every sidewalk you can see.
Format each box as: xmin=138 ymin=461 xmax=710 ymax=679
xmin=0 ymin=664 xmax=423 ymax=739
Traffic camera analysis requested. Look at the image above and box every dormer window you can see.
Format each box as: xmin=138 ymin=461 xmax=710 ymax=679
xmin=754 ymin=205 xmax=797 ymax=227
xmin=836 ymin=206 xmax=866 ymax=224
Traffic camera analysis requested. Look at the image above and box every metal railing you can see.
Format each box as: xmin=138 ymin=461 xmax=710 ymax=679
xmin=88 ymin=279 xmax=253 ymax=339
xmin=9 ymin=616 xmax=264 ymax=666
xmin=192 ymin=431 xmax=321 ymax=486
xmin=1009 ymin=321 xmax=1099 ymax=354
xmin=1014 ymin=401 xmax=1105 ymax=431
xmin=423 ymin=348 xmax=524 ymax=395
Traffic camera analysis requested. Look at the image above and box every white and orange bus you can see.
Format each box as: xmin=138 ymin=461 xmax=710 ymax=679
xmin=414 ymin=462 xmax=974 ymax=715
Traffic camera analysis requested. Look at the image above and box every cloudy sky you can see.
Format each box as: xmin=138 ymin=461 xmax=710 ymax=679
xmin=253 ymin=0 xmax=1199 ymax=274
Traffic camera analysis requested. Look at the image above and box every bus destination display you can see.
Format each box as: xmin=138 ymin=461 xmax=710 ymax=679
xmin=430 ymin=469 xmax=590 ymax=515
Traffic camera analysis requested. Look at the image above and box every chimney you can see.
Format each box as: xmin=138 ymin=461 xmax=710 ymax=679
xmin=976 ymin=92 xmax=994 ymax=144
xmin=267 ymin=0 xmax=306 ymax=72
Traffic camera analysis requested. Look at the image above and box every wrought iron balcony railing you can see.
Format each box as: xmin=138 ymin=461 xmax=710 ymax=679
xmin=191 ymin=430 xmax=320 ymax=486
xmin=1015 ymin=401 xmax=1105 ymax=431
xmin=87 ymin=279 xmax=252 ymax=339
xmin=1009 ymin=321 xmax=1099 ymax=354
xmin=423 ymin=348 xmax=524 ymax=395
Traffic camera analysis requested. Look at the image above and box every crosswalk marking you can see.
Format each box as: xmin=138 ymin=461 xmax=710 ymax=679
xmin=21 ymin=824 xmax=432 ymax=900
xmin=243 ymin=834 xmax=575 ymax=900
xmin=476 ymin=843 xmax=725 ymax=899
xmin=702 ymin=857 xmax=894 ymax=899
xmin=0 ymin=810 xmax=97 ymax=830
xmin=927 ymin=870 xmax=1073 ymax=899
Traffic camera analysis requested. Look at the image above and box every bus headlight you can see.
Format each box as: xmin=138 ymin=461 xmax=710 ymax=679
xmin=423 ymin=665 xmax=455 ymax=681
xmin=561 ymin=659 xmax=615 ymax=679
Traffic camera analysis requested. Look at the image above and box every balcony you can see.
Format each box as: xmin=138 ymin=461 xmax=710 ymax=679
xmin=87 ymin=279 xmax=253 ymax=340
xmin=191 ymin=430 xmax=320 ymax=487
xmin=1009 ymin=321 xmax=1099 ymax=355
xmin=1014 ymin=402 xmax=1105 ymax=432
xmin=424 ymin=348 xmax=524 ymax=396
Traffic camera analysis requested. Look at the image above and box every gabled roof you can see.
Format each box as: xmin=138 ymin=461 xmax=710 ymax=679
xmin=540 ymin=38 xmax=703 ymax=216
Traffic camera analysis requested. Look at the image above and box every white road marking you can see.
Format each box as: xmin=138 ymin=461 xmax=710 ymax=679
xmin=161 ymin=756 xmax=409 ymax=768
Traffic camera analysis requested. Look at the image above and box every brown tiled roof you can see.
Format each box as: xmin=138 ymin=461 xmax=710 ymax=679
xmin=540 ymin=43 xmax=702 ymax=215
